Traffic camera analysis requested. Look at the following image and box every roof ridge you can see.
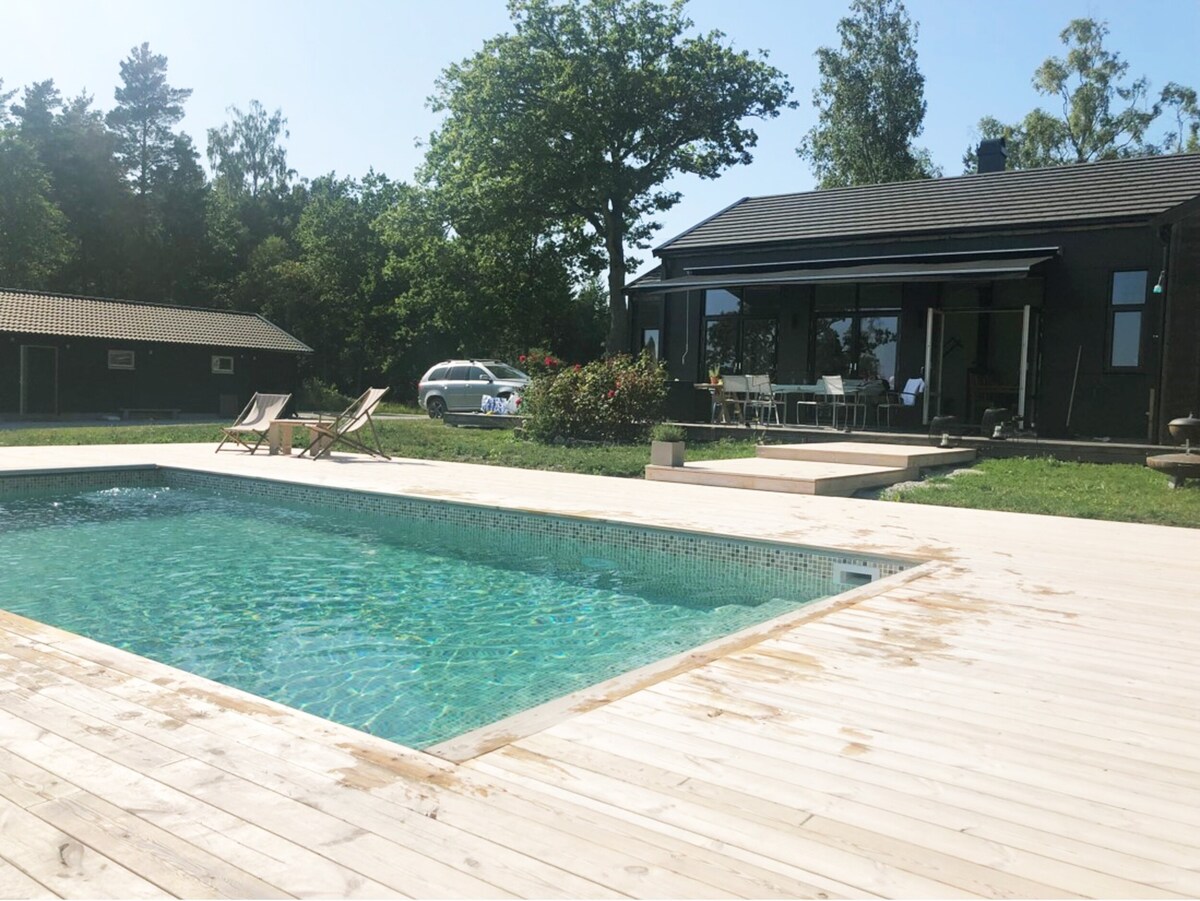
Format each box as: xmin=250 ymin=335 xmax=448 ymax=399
xmin=733 ymin=153 xmax=1200 ymax=205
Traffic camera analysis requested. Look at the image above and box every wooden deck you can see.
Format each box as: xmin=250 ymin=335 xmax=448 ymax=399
xmin=1 ymin=444 xmax=1198 ymax=898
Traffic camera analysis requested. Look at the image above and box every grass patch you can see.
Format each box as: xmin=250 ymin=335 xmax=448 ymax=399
xmin=0 ymin=419 xmax=759 ymax=479
xmin=0 ymin=423 xmax=225 ymax=446
xmin=884 ymin=456 xmax=1200 ymax=528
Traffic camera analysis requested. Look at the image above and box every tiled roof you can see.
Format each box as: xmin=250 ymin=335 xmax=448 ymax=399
xmin=0 ymin=289 xmax=312 ymax=353
xmin=659 ymin=153 xmax=1200 ymax=252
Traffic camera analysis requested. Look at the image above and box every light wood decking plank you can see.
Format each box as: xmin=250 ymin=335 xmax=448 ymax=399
xmin=529 ymin=710 xmax=1196 ymax=899
xmin=583 ymin=699 xmax=1200 ymax=897
xmin=27 ymin=793 xmax=292 ymax=900
xmin=639 ymin=679 xmax=1200 ymax=870
xmin=503 ymin=729 xmax=1083 ymax=899
xmin=746 ymin=637 xmax=1200 ymax=752
xmin=700 ymin=656 xmax=1200 ymax=824
xmin=0 ymin=862 xmax=59 ymax=900
xmin=475 ymin=744 xmax=981 ymax=899
xmin=0 ymin=796 xmax=167 ymax=900
xmin=152 ymin=758 xmax=506 ymax=899
xmin=0 ymin=711 xmax=404 ymax=899
xmin=663 ymin=667 xmax=1199 ymax=849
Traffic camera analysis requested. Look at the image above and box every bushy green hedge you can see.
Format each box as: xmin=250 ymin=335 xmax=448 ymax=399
xmin=297 ymin=377 xmax=353 ymax=412
xmin=523 ymin=352 xmax=667 ymax=443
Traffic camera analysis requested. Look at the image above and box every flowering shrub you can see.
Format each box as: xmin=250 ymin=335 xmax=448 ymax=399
xmin=516 ymin=347 xmax=562 ymax=378
xmin=523 ymin=351 xmax=667 ymax=443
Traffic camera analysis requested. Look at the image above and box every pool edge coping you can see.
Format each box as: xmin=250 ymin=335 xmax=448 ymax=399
xmin=1 ymin=458 xmax=943 ymax=763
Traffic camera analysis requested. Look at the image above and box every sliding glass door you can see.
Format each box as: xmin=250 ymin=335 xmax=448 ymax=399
xmin=703 ymin=288 xmax=778 ymax=376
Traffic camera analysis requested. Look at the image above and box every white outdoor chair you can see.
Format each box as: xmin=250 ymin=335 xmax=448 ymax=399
xmin=745 ymin=374 xmax=780 ymax=425
xmin=795 ymin=377 xmax=828 ymax=426
xmin=824 ymin=375 xmax=866 ymax=430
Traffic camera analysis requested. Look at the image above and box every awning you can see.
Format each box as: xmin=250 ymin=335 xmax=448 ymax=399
xmin=626 ymin=253 xmax=1056 ymax=293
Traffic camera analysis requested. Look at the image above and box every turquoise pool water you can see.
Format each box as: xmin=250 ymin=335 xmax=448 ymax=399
xmin=0 ymin=480 xmax=862 ymax=748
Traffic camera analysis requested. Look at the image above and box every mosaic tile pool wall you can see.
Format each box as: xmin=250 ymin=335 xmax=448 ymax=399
xmin=0 ymin=467 xmax=907 ymax=595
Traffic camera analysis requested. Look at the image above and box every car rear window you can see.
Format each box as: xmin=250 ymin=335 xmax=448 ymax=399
xmin=426 ymin=366 xmax=450 ymax=381
xmin=446 ymin=365 xmax=469 ymax=380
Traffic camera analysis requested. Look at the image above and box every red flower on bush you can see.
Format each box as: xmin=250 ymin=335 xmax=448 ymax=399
xmin=518 ymin=354 xmax=526 ymax=363
xmin=606 ymin=389 xmax=616 ymax=399
xmin=544 ymin=356 xmax=557 ymax=367
xmin=573 ymin=363 xmax=581 ymax=371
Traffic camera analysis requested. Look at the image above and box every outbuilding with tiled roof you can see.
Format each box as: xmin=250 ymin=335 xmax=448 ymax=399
xmin=1 ymin=289 xmax=311 ymax=418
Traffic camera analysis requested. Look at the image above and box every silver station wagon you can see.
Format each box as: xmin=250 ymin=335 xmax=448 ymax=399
xmin=417 ymin=359 xmax=530 ymax=418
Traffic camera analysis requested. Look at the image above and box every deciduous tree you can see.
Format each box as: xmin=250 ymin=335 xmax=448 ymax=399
xmin=964 ymin=19 xmax=1194 ymax=170
xmin=207 ymin=100 xmax=294 ymax=199
xmin=797 ymin=0 xmax=938 ymax=188
xmin=0 ymin=129 xmax=73 ymax=287
xmin=424 ymin=0 xmax=793 ymax=353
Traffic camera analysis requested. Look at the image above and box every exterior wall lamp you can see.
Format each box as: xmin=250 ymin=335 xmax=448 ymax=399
xmin=1153 ymin=270 xmax=1166 ymax=294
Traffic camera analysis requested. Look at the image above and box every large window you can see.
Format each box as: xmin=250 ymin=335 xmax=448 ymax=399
xmin=1108 ymin=270 xmax=1146 ymax=369
xmin=811 ymin=285 xmax=900 ymax=386
xmin=702 ymin=288 xmax=778 ymax=376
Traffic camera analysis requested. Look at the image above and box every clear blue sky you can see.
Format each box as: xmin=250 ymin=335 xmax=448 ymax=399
xmin=5 ymin=0 xmax=1198 ymax=275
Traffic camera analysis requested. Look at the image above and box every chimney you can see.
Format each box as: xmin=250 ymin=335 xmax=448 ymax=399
xmin=978 ymin=138 xmax=1007 ymax=174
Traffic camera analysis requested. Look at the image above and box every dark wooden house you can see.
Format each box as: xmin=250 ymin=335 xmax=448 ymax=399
xmin=0 ymin=289 xmax=312 ymax=418
xmin=628 ymin=151 xmax=1200 ymax=442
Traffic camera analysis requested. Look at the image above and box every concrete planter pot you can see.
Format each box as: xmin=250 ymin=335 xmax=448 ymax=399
xmin=650 ymin=440 xmax=685 ymax=467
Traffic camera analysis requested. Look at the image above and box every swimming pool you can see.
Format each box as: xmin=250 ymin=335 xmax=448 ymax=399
xmin=0 ymin=469 xmax=906 ymax=748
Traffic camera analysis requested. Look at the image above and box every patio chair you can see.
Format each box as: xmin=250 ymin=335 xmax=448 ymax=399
xmin=745 ymin=374 xmax=780 ymax=425
xmin=795 ymin=377 xmax=828 ymax=426
xmin=876 ymin=377 xmax=925 ymax=429
xmin=824 ymin=375 xmax=865 ymax=430
xmin=215 ymin=392 xmax=292 ymax=454
xmin=304 ymin=387 xmax=391 ymax=459
xmin=720 ymin=374 xmax=749 ymax=424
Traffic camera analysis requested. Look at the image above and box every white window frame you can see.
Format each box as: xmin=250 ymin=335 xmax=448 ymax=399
xmin=107 ymin=349 xmax=136 ymax=370
xmin=211 ymin=355 xmax=235 ymax=375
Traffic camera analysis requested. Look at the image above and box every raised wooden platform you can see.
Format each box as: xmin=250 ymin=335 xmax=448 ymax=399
xmin=758 ymin=441 xmax=976 ymax=469
xmin=646 ymin=442 xmax=975 ymax=497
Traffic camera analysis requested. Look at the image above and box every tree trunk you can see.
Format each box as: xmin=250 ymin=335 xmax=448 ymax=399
xmin=604 ymin=212 xmax=629 ymax=355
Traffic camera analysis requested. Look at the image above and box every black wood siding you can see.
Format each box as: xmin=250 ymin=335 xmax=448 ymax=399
xmin=1 ymin=334 xmax=301 ymax=416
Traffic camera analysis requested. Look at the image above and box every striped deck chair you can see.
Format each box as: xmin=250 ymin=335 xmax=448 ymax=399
xmin=304 ymin=387 xmax=391 ymax=459
xmin=215 ymin=392 xmax=292 ymax=454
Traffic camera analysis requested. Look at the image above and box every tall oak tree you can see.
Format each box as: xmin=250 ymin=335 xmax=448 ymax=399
xmin=423 ymin=0 xmax=792 ymax=353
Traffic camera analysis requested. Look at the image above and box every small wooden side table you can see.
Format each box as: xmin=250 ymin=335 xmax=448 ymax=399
xmin=267 ymin=419 xmax=319 ymax=455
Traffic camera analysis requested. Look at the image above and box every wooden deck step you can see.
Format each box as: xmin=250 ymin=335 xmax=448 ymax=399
xmin=645 ymin=457 xmax=910 ymax=496
xmin=756 ymin=441 xmax=976 ymax=469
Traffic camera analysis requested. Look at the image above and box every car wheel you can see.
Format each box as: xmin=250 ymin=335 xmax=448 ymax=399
xmin=426 ymin=396 xmax=447 ymax=419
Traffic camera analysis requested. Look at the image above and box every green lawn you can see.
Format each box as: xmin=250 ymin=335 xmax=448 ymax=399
xmin=0 ymin=419 xmax=759 ymax=479
xmin=883 ymin=456 xmax=1200 ymax=529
